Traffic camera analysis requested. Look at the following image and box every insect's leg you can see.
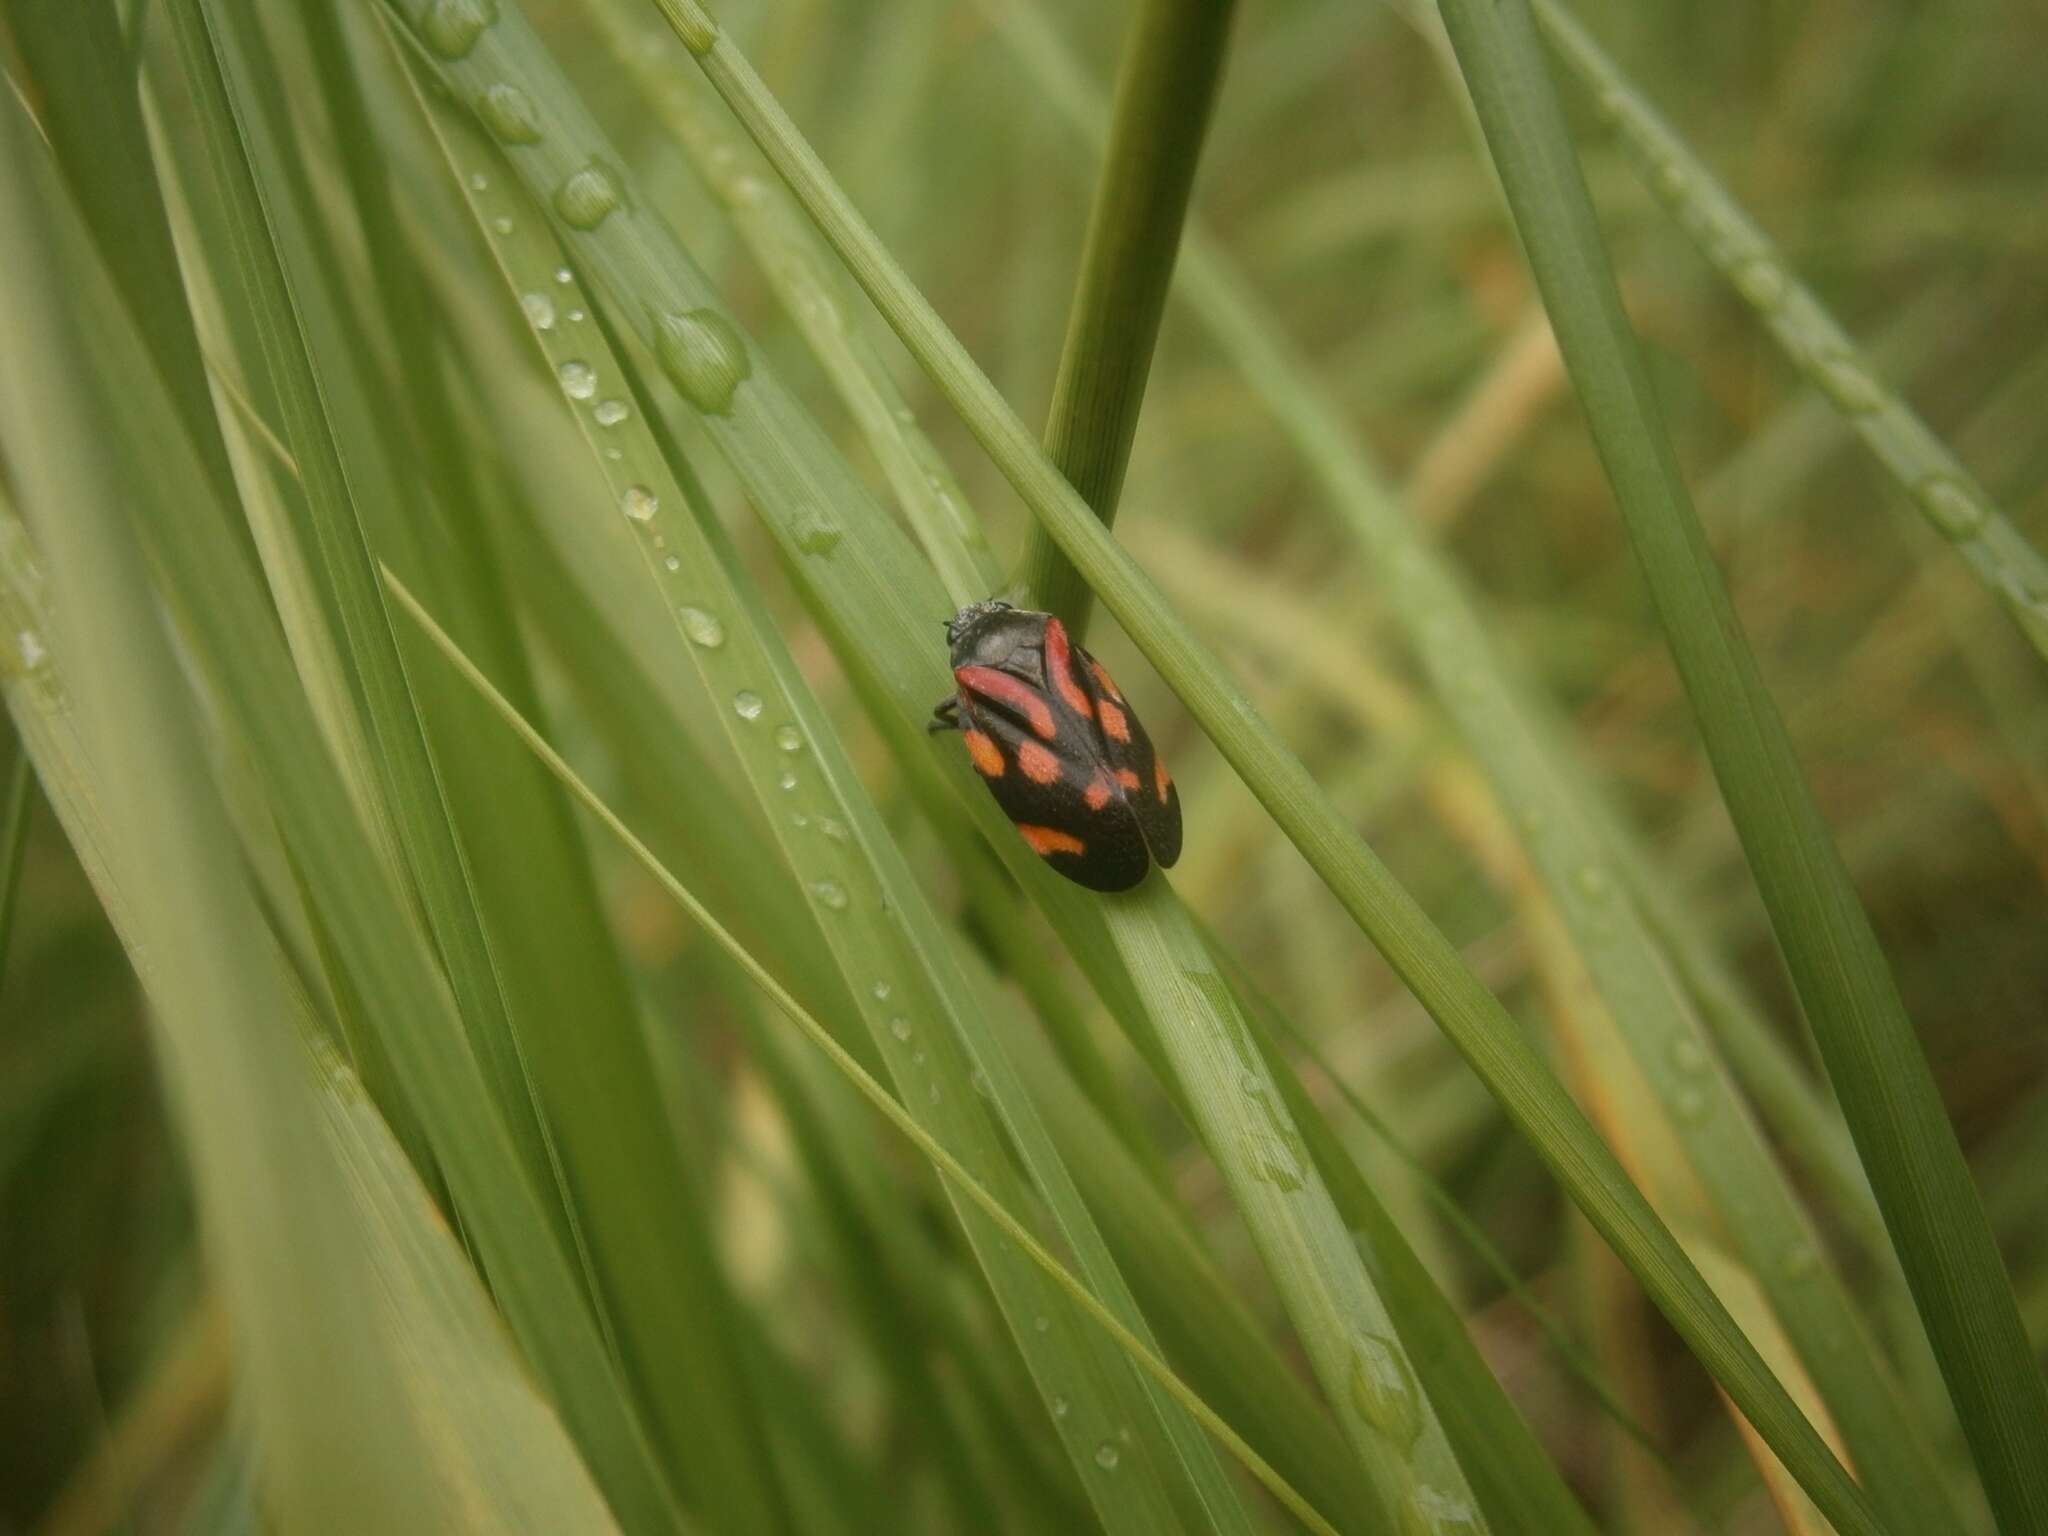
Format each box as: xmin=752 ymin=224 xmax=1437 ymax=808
xmin=928 ymin=695 xmax=962 ymax=734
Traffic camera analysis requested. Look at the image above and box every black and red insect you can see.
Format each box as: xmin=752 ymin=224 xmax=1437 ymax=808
xmin=930 ymin=600 xmax=1182 ymax=892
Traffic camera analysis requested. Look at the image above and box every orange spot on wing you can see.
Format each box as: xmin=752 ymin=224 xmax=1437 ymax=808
xmin=1098 ymin=699 xmax=1130 ymax=742
xmin=1114 ymin=768 xmax=1142 ymax=791
xmin=1089 ymin=659 xmax=1124 ymax=702
xmin=1017 ymin=741 xmax=1062 ymax=784
xmin=1018 ymin=824 xmax=1086 ymax=857
xmin=1044 ymin=619 xmax=1093 ymax=718
xmin=1154 ymin=758 xmax=1172 ymax=804
xmin=964 ymin=729 xmax=1004 ymax=777
xmin=957 ymin=665 xmax=1056 ymax=739
xmin=1084 ymin=775 xmax=1114 ymax=810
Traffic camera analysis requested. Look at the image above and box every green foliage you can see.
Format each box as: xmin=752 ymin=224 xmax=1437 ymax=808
xmin=2 ymin=1 xmax=2042 ymax=1533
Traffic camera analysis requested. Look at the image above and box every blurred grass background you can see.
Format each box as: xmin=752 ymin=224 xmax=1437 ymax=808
xmin=2 ymin=0 xmax=2045 ymax=1532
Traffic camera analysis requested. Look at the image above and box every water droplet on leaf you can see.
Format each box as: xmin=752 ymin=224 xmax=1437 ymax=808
xmin=654 ymin=308 xmax=750 ymax=414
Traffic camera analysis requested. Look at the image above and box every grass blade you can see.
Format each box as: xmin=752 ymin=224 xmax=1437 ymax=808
xmin=14 ymin=41 xmax=687 ymax=1529
xmin=1008 ymin=0 xmax=1238 ymax=634
xmin=1434 ymin=0 xmax=2048 ymax=1525
xmin=1533 ymin=0 xmax=2048 ymax=666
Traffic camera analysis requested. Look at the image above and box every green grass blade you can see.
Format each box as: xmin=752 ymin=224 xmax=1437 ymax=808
xmin=0 ymin=114 xmax=621 ymax=1530
xmin=12 ymin=53 xmax=687 ymax=1533
xmin=1013 ymin=9 xmax=1487 ymax=1516
xmin=1008 ymin=0 xmax=1238 ymax=634
xmin=1533 ymin=0 xmax=2048 ymax=667
xmin=386 ymin=569 xmax=1346 ymax=1536
xmin=1434 ymin=0 xmax=2048 ymax=1525
xmin=634 ymin=6 xmax=1888 ymax=1528
xmin=0 ymin=740 xmax=28 ymax=987
xmin=256 ymin=11 xmax=791 ymax=1519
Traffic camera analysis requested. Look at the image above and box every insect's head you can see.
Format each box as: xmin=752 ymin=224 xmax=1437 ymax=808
xmin=944 ymin=599 xmax=1014 ymax=648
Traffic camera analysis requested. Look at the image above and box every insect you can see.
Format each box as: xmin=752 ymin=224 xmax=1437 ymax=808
xmin=930 ymin=600 xmax=1182 ymax=892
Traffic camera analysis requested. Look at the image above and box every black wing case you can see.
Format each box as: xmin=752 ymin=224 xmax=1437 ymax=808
xmin=953 ymin=679 xmax=1151 ymax=892
xmin=1063 ymin=635 xmax=1183 ymax=870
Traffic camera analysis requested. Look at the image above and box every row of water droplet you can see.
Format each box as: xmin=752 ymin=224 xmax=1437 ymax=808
xmin=1593 ymin=77 xmax=2013 ymax=556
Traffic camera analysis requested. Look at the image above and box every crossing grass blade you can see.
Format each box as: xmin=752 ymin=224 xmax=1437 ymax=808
xmin=1433 ymin=0 xmax=2048 ymax=1526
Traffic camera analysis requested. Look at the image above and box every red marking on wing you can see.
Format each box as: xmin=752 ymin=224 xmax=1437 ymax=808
xmin=1017 ymin=741 xmax=1062 ymax=784
xmin=1084 ymin=775 xmax=1114 ymax=810
xmin=1043 ymin=618 xmax=1093 ymax=718
xmin=1154 ymin=758 xmax=1172 ymax=804
xmin=1114 ymin=768 xmax=1142 ymax=790
xmin=1098 ymin=699 xmax=1131 ymax=743
xmin=957 ymin=665 xmax=1056 ymax=739
xmin=964 ymin=729 xmax=1004 ymax=777
xmin=1088 ymin=659 xmax=1124 ymax=702
xmin=1018 ymin=824 xmax=1086 ymax=857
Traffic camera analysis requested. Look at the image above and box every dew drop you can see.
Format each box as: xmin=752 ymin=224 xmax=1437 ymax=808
xmin=593 ymin=398 xmax=630 ymax=426
xmin=733 ymin=689 xmax=764 ymax=720
xmin=13 ymin=628 xmax=48 ymax=674
xmin=476 ymin=81 xmax=543 ymax=143
xmin=491 ymin=215 xmax=514 ymax=236
xmin=871 ymin=980 xmax=892 ymax=1001
xmin=672 ymin=10 xmax=719 ymax=53
xmin=654 ymin=308 xmax=751 ymax=414
xmin=1574 ymin=864 xmax=1610 ymax=899
xmin=1348 ymin=1332 xmax=1423 ymax=1448
xmin=1813 ymin=350 xmax=1883 ymax=414
xmin=1671 ymin=1037 xmax=1709 ymax=1076
xmin=1406 ymin=1486 xmax=1482 ymax=1535
xmin=1732 ymin=257 xmax=1787 ymax=310
xmin=1051 ymin=1395 xmax=1069 ymax=1419
xmin=777 ymin=768 xmax=798 ymax=791
xmin=677 ymin=606 xmax=725 ymax=647
xmin=927 ymin=1081 xmax=941 ymax=1105
xmin=911 ymin=1049 xmax=926 ymax=1067
xmin=553 ymin=160 xmax=624 ymax=230
xmin=790 ymin=812 xmax=809 ymax=829
xmin=889 ymin=1017 xmax=912 ymax=1042
xmin=1916 ymin=476 xmax=1986 ymax=541
xmin=557 ymin=359 xmax=596 ymax=399
xmin=553 ymin=265 xmax=574 ymax=285
xmin=1244 ymin=1132 xmax=1302 ymax=1191
xmin=467 ymin=172 xmax=489 ymax=192
xmin=810 ymin=880 xmax=848 ymax=911
xmin=791 ymin=505 xmax=843 ymax=557
xmin=971 ymin=1069 xmax=991 ymax=1098
xmin=1093 ymin=1444 xmax=1119 ymax=1471
xmin=1782 ymin=1241 xmax=1821 ymax=1279
xmin=521 ymin=291 xmax=556 ymax=330
xmin=419 ymin=0 xmax=496 ymax=59
xmin=1674 ymin=1086 xmax=1710 ymax=1123
xmin=775 ymin=724 xmax=803 ymax=753
xmin=817 ymin=817 xmax=848 ymax=842
xmin=1033 ymin=1315 xmax=1049 ymax=1333
xmin=620 ymin=484 xmax=659 ymax=522
xmin=663 ymin=554 xmax=681 ymax=572
xmin=567 ymin=307 xmax=586 ymax=323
